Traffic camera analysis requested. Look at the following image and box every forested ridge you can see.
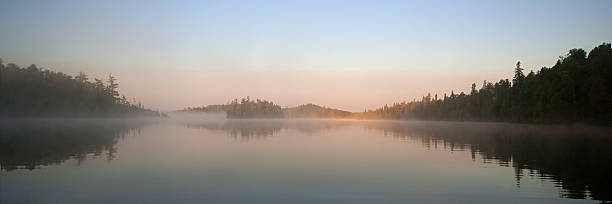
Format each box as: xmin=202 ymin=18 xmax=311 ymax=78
xmin=357 ymin=43 xmax=612 ymax=125
xmin=283 ymin=103 xmax=352 ymax=118
xmin=0 ymin=61 xmax=163 ymax=117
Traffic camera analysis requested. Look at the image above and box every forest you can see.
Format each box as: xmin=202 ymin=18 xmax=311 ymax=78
xmin=356 ymin=43 xmax=612 ymax=125
xmin=0 ymin=61 xmax=163 ymax=117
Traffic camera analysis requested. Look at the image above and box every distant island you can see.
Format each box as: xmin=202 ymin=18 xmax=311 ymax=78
xmin=181 ymin=98 xmax=352 ymax=119
xmin=0 ymin=61 xmax=164 ymax=117
xmin=182 ymin=43 xmax=611 ymax=125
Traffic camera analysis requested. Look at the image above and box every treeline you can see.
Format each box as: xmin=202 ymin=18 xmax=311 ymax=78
xmin=182 ymin=43 xmax=611 ymax=124
xmin=0 ymin=60 xmax=163 ymax=117
xmin=357 ymin=43 xmax=612 ymax=125
xmin=226 ymin=97 xmax=283 ymax=118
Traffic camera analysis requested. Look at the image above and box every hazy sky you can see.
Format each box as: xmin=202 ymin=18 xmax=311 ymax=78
xmin=1 ymin=0 xmax=611 ymax=111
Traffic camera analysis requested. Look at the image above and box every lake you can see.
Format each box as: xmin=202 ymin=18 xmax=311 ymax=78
xmin=1 ymin=116 xmax=611 ymax=203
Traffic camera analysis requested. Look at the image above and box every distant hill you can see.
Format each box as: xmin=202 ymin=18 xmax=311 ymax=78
xmin=283 ymin=103 xmax=353 ymax=118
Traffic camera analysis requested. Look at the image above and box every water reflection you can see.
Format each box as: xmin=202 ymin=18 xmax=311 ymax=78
xmin=183 ymin=119 xmax=353 ymax=140
xmin=0 ymin=119 xmax=153 ymax=171
xmin=2 ymin=118 xmax=611 ymax=201
xmin=184 ymin=120 xmax=283 ymax=140
xmin=184 ymin=119 xmax=612 ymax=201
xmin=361 ymin=121 xmax=612 ymax=200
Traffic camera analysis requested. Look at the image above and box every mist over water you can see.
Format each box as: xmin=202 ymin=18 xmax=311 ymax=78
xmin=2 ymin=1 xmax=611 ymax=203
xmin=1 ymin=115 xmax=610 ymax=203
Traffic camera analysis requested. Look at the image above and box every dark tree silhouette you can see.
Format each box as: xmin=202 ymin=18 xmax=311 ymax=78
xmin=0 ymin=62 xmax=162 ymax=117
xmin=357 ymin=43 xmax=612 ymax=125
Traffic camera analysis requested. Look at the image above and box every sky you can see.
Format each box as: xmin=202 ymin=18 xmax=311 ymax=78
xmin=1 ymin=0 xmax=611 ymax=111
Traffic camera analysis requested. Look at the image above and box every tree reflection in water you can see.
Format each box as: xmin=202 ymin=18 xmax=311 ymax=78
xmin=362 ymin=121 xmax=612 ymax=201
xmin=3 ymin=118 xmax=610 ymax=201
xmin=186 ymin=119 xmax=612 ymax=201
xmin=184 ymin=119 xmax=353 ymax=141
xmin=0 ymin=119 xmax=153 ymax=171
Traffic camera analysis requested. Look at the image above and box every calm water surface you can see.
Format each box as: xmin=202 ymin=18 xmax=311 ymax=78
xmin=1 ymin=117 xmax=611 ymax=203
